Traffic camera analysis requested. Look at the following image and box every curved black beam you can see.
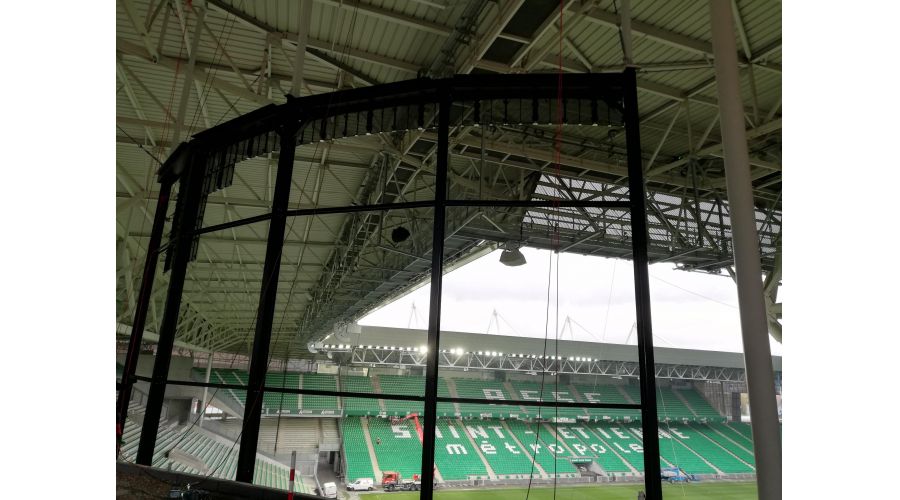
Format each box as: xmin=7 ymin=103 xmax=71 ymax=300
xmin=133 ymin=72 xmax=661 ymax=499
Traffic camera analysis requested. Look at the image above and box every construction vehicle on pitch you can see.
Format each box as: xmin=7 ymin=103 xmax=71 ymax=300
xmin=382 ymin=471 xmax=421 ymax=492
xmin=660 ymin=467 xmax=698 ymax=483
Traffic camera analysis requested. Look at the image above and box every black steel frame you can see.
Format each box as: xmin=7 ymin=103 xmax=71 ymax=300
xmin=118 ymin=70 xmax=662 ymax=499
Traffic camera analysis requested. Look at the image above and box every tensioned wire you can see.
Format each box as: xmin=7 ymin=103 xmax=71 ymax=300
xmin=525 ymin=1 xmax=568 ymax=498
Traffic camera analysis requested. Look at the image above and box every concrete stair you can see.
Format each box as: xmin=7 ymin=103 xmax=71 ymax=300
xmin=360 ymin=417 xmax=383 ymax=479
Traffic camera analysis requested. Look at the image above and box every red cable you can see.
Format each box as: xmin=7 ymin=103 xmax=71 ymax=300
xmin=552 ymin=0 xmax=564 ymax=251
xmin=155 ymin=1 xmax=190 ymax=159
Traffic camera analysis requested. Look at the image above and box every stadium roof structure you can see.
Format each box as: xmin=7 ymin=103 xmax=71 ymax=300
xmin=315 ymin=325 xmax=781 ymax=382
xmin=116 ymin=0 xmax=782 ymax=357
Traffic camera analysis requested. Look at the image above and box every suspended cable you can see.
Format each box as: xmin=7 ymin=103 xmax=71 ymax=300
xmin=650 ymin=274 xmax=738 ymax=309
xmin=600 ymin=259 xmax=618 ymax=342
xmin=186 ymin=0 xmax=242 ymax=134
xmin=116 ymin=125 xmax=164 ymax=166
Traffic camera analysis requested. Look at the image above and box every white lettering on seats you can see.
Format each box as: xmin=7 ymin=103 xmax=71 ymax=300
xmin=572 ymin=443 xmax=588 ymax=455
xmin=611 ymin=428 xmax=629 ymax=439
xmin=529 ymin=443 xmax=542 ymax=454
xmin=590 ymin=444 xmax=606 ymax=454
xmin=629 ymin=443 xmax=644 ymax=453
xmin=446 ymin=444 xmax=467 ymax=455
xmin=447 ymin=424 xmax=460 ymax=439
xmin=573 ymin=427 xmax=591 ymax=439
xmin=482 ymin=389 xmax=506 ymax=400
xmin=392 ymin=425 xmax=411 ymax=439
xmin=670 ymin=428 xmax=688 ymax=439
xmin=594 ymin=427 xmax=612 ymax=439
xmin=435 ymin=427 xmax=443 ymax=439
xmin=584 ymin=393 xmax=603 ymax=404
xmin=467 ymin=426 xmax=488 ymax=439
xmin=548 ymin=444 xmax=564 ymax=455
xmin=553 ymin=391 xmax=574 ymax=402
xmin=558 ymin=428 xmax=575 ymax=439
xmin=631 ymin=428 xmax=643 ymax=439
xmin=520 ymin=390 xmax=541 ymax=401
xmin=488 ymin=426 xmax=506 ymax=438
xmin=613 ymin=442 xmax=631 ymax=454
xmin=504 ymin=442 xmax=520 ymax=454
xmin=658 ymin=429 xmax=672 ymax=439
xmin=480 ymin=442 xmax=496 ymax=455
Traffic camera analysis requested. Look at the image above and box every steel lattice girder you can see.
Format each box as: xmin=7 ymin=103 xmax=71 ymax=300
xmin=343 ymin=347 xmax=750 ymax=383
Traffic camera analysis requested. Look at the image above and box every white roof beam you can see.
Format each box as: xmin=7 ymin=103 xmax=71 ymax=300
xmin=291 ymin=0 xmax=313 ymax=97
xmin=118 ymin=0 xmax=160 ymax=63
xmin=205 ymin=0 xmax=380 ymax=85
xmin=458 ymin=0 xmax=526 ymax=73
xmin=171 ymin=0 xmax=209 ymax=143
xmin=509 ymin=0 xmax=578 ymax=68
xmin=580 ymin=6 xmax=714 ymax=57
xmin=296 ymin=34 xmax=420 ymax=74
xmin=115 ymin=58 xmax=157 ymax=147
xmin=317 ymin=0 xmax=452 ymax=37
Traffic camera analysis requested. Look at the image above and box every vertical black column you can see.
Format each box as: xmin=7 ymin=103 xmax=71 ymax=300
xmin=235 ymin=124 xmax=298 ymax=483
xmin=137 ymin=149 xmax=207 ymax=465
xmin=419 ymin=89 xmax=449 ymax=500
xmin=117 ymin=176 xmax=173 ymax=441
xmin=623 ymin=67 xmax=662 ymax=500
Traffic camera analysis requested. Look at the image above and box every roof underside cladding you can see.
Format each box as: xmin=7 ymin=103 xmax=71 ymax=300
xmin=482 ymin=37 xmax=524 ymax=64
xmin=116 ymin=0 xmax=781 ymax=350
xmin=505 ymin=0 xmax=559 ymax=38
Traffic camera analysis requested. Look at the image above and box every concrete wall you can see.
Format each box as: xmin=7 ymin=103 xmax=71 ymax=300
xmin=116 ymin=353 xmax=196 ymax=380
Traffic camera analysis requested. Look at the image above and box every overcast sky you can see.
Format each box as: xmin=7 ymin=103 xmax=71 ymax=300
xmin=359 ymin=247 xmax=782 ymax=356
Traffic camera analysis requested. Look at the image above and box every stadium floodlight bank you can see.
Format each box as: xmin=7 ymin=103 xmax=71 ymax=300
xmin=118 ymin=71 xmax=670 ymax=499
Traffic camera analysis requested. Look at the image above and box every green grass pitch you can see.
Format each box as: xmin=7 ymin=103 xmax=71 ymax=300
xmin=360 ymin=482 xmax=758 ymax=500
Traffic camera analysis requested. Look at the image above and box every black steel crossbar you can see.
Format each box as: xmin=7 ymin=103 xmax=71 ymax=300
xmin=136 ymin=376 xmax=641 ymax=410
xmin=127 ymin=70 xmax=661 ymax=500
xmin=194 ymin=199 xmax=629 ymax=237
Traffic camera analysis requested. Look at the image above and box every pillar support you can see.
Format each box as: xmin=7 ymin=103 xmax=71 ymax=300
xmin=199 ymin=352 xmax=213 ymax=428
xmin=418 ymin=88 xmax=450 ymax=500
xmin=235 ymin=122 xmax=299 ymax=483
xmin=116 ymin=176 xmax=173 ymax=440
xmin=709 ymin=2 xmax=782 ymax=499
xmin=136 ymin=149 xmax=207 ymax=465
xmin=623 ymin=67 xmax=662 ymax=500
xmin=290 ymin=0 xmax=313 ymax=97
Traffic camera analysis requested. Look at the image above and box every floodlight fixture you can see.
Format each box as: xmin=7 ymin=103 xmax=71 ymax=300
xmin=499 ymin=241 xmax=526 ymax=267
xmin=391 ymin=226 xmax=411 ymax=243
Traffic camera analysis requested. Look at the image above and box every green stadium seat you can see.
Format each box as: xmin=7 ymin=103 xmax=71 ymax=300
xmin=340 ymin=417 xmax=377 ymax=482
xmin=367 ymin=417 xmax=423 ymax=477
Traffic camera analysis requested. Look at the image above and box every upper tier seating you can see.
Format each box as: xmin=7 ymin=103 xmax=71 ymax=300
xmin=676 ymin=388 xmax=722 ymax=419
xmin=339 ymin=375 xmax=382 ymax=415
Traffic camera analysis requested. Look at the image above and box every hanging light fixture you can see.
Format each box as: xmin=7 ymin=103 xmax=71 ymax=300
xmin=499 ymin=241 xmax=526 ymax=267
xmin=391 ymin=226 xmax=411 ymax=243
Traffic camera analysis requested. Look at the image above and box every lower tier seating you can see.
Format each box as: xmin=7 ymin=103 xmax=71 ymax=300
xmin=119 ymin=418 xmax=311 ymax=494
xmin=340 ymin=417 xmax=376 ymax=482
